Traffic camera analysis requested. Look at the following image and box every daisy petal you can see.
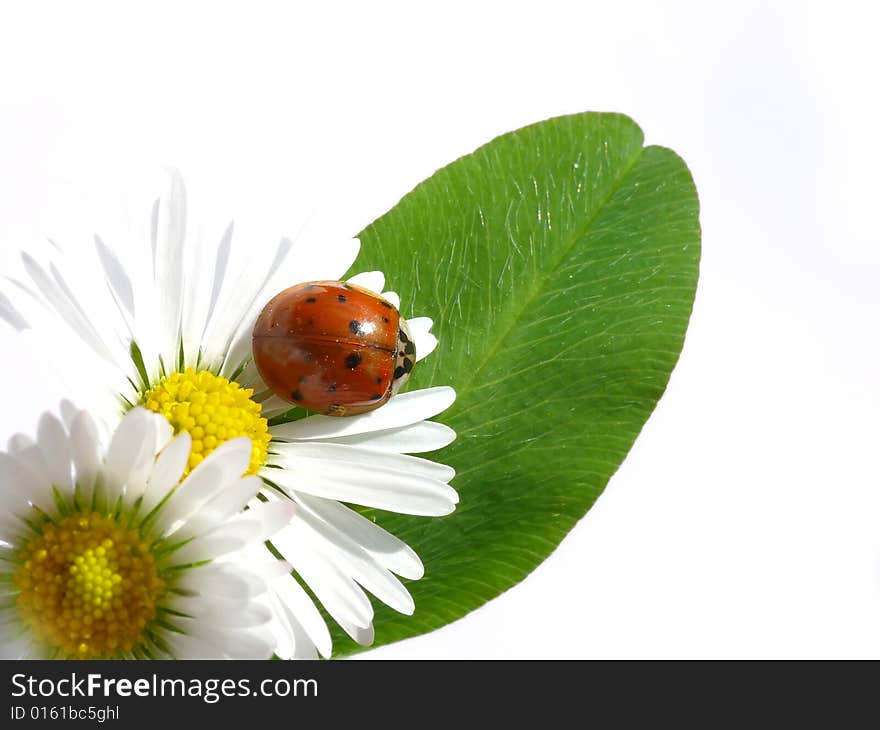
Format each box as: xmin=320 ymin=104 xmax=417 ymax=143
xmin=103 ymin=409 xmax=157 ymax=503
xmin=270 ymin=441 xmax=455 ymax=482
xmin=36 ymin=413 xmax=73 ymax=496
xmin=225 ymin=500 xmax=296 ymax=544
xmin=408 ymin=316 xmax=439 ymax=361
xmin=94 ymin=235 xmax=135 ymax=316
xmin=0 ymin=452 xmax=54 ymax=514
xmin=155 ymin=464 xmax=226 ymax=535
xmin=346 ymin=270 xmax=385 ymax=294
xmin=0 ymin=633 xmax=35 ymax=660
xmin=0 ymin=291 xmax=28 ymax=331
xmin=179 ymin=563 xmax=267 ymax=602
xmin=294 ymin=500 xmax=415 ymax=614
xmin=269 ymin=574 xmax=332 ymax=659
xmin=325 ymin=421 xmax=457 ymax=454
xmin=20 ymin=253 xmax=115 ymax=362
xmin=168 ymin=596 xmax=271 ymax=627
xmin=0 ymin=514 xmax=26 ymax=544
xmin=7 ymin=434 xmax=34 ymax=453
xmin=213 ymin=237 xmax=293 ymax=373
xmin=168 ymin=527 xmax=249 ymax=565
xmin=170 ymin=503 xmax=294 ymax=562
xmin=266 ymin=592 xmax=319 ymax=660
xmin=382 ymin=291 xmax=401 ymax=309
xmin=58 ymin=400 xmax=79 ymax=431
xmin=201 ymin=222 xmax=233 ymax=342
xmin=153 ymin=170 xmax=187 ymax=363
xmin=183 ymin=475 xmax=264 ymax=535
xmin=147 ymin=410 xmax=174 ymax=450
xmin=272 ymin=521 xmax=374 ymax=630
xmin=270 ymin=386 xmax=456 ymax=441
xmin=11 ymin=444 xmax=51 ymax=489
xmin=172 ymin=619 xmax=275 ymax=659
xmin=407 ymin=315 xmax=433 ymax=334
xmin=156 ymin=436 xmax=252 ymax=531
xmin=296 ymin=494 xmax=424 ymax=579
xmin=69 ymin=410 xmax=101 ymax=503
xmin=336 ymin=616 xmax=375 ymax=647
xmin=268 ymin=457 xmax=457 ymax=516
xmin=257 ymin=394 xmax=295 ymax=419
xmin=140 ymin=432 xmax=191 ymax=515
xmin=158 ymin=630 xmax=225 ymax=660
xmin=284 ymin=236 xmax=361 ymax=286
xmin=196 ymin=434 xmax=252 ymax=474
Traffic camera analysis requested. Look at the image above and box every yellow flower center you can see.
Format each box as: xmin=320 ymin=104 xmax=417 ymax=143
xmin=14 ymin=512 xmax=164 ymax=659
xmin=142 ymin=368 xmax=270 ymax=475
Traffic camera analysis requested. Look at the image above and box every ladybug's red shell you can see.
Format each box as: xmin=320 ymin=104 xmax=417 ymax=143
xmin=252 ymin=281 xmax=416 ymax=416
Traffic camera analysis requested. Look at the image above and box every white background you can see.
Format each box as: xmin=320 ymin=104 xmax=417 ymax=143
xmin=1 ymin=1 xmax=878 ymax=658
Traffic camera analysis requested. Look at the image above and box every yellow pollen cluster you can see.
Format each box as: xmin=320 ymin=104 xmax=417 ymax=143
xmin=142 ymin=368 xmax=270 ymax=475
xmin=14 ymin=513 xmax=164 ymax=659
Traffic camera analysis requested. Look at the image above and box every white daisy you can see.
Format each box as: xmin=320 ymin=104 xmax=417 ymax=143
xmin=0 ymin=171 xmax=457 ymax=658
xmin=0 ymin=404 xmax=294 ymax=660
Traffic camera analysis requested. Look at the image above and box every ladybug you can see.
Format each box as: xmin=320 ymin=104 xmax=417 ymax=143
xmin=252 ymin=281 xmax=416 ymax=416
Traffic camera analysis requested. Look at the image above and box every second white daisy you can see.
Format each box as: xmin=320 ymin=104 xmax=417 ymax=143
xmin=0 ymin=405 xmax=293 ymax=659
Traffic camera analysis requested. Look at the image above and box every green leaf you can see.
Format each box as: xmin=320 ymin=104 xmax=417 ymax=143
xmin=338 ymin=112 xmax=700 ymax=655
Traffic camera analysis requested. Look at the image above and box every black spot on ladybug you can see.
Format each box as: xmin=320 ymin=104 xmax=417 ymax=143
xmin=371 ymin=394 xmax=382 ymax=400
xmin=337 ymin=294 xmax=347 ymax=303
xmin=381 ymin=301 xmax=393 ymax=309
xmin=291 ymin=390 xmax=304 ymax=401
xmin=398 ymin=329 xmax=409 ymax=342
xmin=404 ymin=341 xmax=416 ymax=356
xmin=306 ymin=297 xmax=317 ymax=303
xmin=349 ymin=320 xmax=366 ymax=336
xmin=375 ymin=376 xmax=383 ymax=384
xmin=328 ymin=383 xmax=337 ymax=392
xmin=403 ymin=358 xmax=413 ymax=374
xmin=394 ymin=365 xmax=405 ymax=380
xmin=383 ymin=317 xmax=389 ymax=323
xmin=345 ymin=352 xmax=362 ymax=369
